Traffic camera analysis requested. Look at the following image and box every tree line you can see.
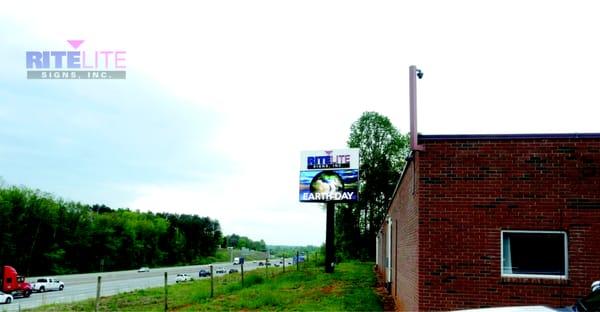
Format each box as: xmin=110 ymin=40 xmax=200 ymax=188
xmin=0 ymin=111 xmax=407 ymax=273
xmin=267 ymin=245 xmax=320 ymax=258
xmin=222 ymin=234 xmax=266 ymax=252
xmin=335 ymin=111 xmax=409 ymax=261
xmin=0 ymin=185 xmax=223 ymax=276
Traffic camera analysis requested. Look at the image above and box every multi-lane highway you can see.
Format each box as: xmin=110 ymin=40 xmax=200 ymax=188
xmin=2 ymin=260 xmax=289 ymax=311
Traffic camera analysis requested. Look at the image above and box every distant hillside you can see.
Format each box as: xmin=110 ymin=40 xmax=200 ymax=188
xmin=267 ymin=245 xmax=321 ymax=257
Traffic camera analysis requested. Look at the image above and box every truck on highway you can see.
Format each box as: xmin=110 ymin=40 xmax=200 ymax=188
xmin=293 ymin=254 xmax=305 ymax=264
xmin=31 ymin=277 xmax=64 ymax=292
xmin=0 ymin=265 xmax=32 ymax=298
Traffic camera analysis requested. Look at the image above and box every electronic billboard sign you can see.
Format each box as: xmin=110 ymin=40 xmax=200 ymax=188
xmin=299 ymin=149 xmax=359 ymax=202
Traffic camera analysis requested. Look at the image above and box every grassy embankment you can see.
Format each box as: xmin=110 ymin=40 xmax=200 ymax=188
xmin=202 ymin=248 xmax=268 ymax=264
xmin=30 ymin=262 xmax=382 ymax=311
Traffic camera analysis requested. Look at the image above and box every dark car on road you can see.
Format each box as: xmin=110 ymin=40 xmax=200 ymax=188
xmin=228 ymin=268 xmax=239 ymax=274
xmin=198 ymin=269 xmax=211 ymax=277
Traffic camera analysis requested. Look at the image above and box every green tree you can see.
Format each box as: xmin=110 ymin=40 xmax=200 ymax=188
xmin=337 ymin=111 xmax=409 ymax=260
xmin=0 ymin=184 xmax=224 ymax=275
xmin=222 ymin=234 xmax=266 ymax=252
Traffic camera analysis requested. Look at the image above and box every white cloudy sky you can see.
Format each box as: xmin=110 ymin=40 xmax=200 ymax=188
xmin=1 ymin=1 xmax=599 ymax=246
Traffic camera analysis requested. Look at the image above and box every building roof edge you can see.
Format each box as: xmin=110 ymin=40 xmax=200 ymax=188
xmin=419 ymin=133 xmax=600 ymax=141
xmin=378 ymin=150 xmax=415 ymax=234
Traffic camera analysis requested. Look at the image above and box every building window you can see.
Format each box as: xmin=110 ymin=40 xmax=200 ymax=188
xmin=501 ymin=230 xmax=568 ymax=278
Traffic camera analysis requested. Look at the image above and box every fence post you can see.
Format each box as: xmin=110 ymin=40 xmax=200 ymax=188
xmin=282 ymin=254 xmax=285 ymax=273
xmin=265 ymin=258 xmax=269 ymax=278
xmin=95 ymin=276 xmax=101 ymax=312
xmin=164 ymin=272 xmax=168 ymax=312
xmin=297 ymin=251 xmax=300 ymax=271
xmin=210 ymin=265 xmax=214 ymax=298
xmin=241 ymin=263 xmax=244 ymax=287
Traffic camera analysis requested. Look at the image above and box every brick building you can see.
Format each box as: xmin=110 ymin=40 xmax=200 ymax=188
xmin=375 ymin=133 xmax=600 ymax=311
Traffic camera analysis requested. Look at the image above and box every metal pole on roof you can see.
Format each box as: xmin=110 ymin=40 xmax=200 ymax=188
xmin=410 ymin=65 xmax=425 ymax=151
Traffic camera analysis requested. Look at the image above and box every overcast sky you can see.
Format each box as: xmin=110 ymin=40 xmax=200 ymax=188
xmin=1 ymin=1 xmax=599 ymax=246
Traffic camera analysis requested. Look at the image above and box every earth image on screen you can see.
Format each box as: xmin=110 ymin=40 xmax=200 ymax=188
xmin=309 ymin=171 xmax=344 ymax=194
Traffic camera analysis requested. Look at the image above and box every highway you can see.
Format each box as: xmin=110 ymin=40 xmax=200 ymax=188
xmin=1 ymin=260 xmax=291 ymax=311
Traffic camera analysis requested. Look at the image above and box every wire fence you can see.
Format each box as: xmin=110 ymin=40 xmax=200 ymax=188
xmin=1 ymin=252 xmax=322 ymax=312
xmin=89 ymin=251 xmax=321 ymax=312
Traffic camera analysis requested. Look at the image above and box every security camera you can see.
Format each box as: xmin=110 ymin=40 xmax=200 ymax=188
xmin=416 ymin=69 xmax=424 ymax=79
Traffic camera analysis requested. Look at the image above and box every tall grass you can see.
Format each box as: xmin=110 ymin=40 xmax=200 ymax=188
xmin=30 ymin=261 xmax=382 ymax=312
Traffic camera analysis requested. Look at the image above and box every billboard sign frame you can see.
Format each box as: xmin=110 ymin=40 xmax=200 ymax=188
xmin=299 ymin=148 xmax=359 ymax=203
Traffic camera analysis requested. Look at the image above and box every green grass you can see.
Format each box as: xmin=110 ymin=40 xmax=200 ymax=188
xmin=29 ymin=262 xmax=382 ymax=312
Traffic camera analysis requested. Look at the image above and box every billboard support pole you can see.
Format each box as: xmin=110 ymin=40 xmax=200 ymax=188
xmin=325 ymin=202 xmax=335 ymax=273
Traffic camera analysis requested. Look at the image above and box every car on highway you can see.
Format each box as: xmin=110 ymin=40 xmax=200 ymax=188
xmin=215 ymin=267 xmax=226 ymax=274
xmin=198 ymin=269 xmax=211 ymax=277
xmin=0 ymin=291 xmax=13 ymax=304
xmin=31 ymin=277 xmax=64 ymax=292
xmin=175 ymin=274 xmax=193 ymax=283
xmin=137 ymin=267 xmax=150 ymax=272
xmin=228 ymin=268 xmax=239 ymax=274
xmin=258 ymin=261 xmax=264 ymax=266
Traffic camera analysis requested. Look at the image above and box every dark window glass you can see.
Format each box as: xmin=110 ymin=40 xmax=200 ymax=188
xmin=502 ymin=232 xmax=566 ymax=276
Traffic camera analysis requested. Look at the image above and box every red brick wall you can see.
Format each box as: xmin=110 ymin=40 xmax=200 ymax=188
xmin=388 ymin=158 xmax=420 ymax=311
xmin=416 ymin=138 xmax=600 ymax=310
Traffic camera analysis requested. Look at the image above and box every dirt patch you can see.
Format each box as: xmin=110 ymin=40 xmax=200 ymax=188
xmin=170 ymin=303 xmax=194 ymax=311
xmin=374 ymin=265 xmax=401 ymax=312
xmin=321 ymin=284 xmax=342 ymax=295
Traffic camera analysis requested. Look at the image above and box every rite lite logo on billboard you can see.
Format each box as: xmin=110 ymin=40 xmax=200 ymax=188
xmin=306 ymin=151 xmax=351 ymax=170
